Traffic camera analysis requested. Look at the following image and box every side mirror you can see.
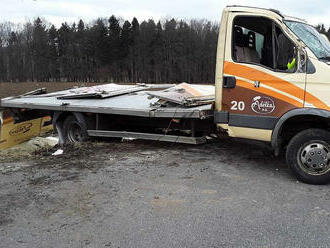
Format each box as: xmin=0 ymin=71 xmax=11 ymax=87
xmin=306 ymin=57 xmax=316 ymax=74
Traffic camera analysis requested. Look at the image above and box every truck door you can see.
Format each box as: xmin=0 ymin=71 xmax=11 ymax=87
xmin=221 ymin=13 xmax=306 ymax=139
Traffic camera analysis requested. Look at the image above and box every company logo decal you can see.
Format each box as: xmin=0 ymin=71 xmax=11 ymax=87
xmin=9 ymin=123 xmax=33 ymax=136
xmin=251 ymin=96 xmax=275 ymax=114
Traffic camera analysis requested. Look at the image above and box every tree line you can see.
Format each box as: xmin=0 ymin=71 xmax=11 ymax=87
xmin=0 ymin=16 xmax=219 ymax=84
xmin=316 ymin=24 xmax=330 ymax=40
xmin=1 ymin=17 xmax=329 ymax=84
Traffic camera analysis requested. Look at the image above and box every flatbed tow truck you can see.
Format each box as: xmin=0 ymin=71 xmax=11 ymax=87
xmin=1 ymin=6 xmax=330 ymax=184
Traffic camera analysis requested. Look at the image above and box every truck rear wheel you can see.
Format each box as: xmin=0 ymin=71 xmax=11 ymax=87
xmin=286 ymin=128 xmax=330 ymax=185
xmin=63 ymin=115 xmax=89 ymax=144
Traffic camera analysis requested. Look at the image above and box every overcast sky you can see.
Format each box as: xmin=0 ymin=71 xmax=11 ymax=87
xmin=1 ymin=0 xmax=329 ymax=27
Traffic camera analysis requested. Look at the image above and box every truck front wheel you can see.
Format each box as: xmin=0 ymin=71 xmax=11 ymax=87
xmin=286 ymin=128 xmax=330 ymax=185
xmin=63 ymin=115 xmax=89 ymax=144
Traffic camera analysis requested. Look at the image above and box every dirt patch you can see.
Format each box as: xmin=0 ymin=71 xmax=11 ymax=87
xmin=0 ymin=137 xmax=58 ymax=163
xmin=28 ymin=171 xmax=80 ymax=186
xmin=3 ymin=138 xmax=326 ymax=248
xmin=33 ymin=141 xmax=190 ymax=170
xmin=0 ymin=191 xmax=31 ymax=226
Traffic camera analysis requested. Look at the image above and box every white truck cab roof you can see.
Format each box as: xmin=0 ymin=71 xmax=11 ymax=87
xmin=225 ymin=6 xmax=309 ymax=25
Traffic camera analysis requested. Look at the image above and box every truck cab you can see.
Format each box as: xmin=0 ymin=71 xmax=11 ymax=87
xmin=215 ymin=6 xmax=330 ymax=184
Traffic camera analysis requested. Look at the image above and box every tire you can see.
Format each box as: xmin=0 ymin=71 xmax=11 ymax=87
xmin=63 ymin=115 xmax=89 ymax=144
xmin=286 ymin=128 xmax=330 ymax=185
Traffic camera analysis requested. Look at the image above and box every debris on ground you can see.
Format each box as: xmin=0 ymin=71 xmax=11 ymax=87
xmin=52 ymin=149 xmax=64 ymax=156
xmin=0 ymin=113 xmax=54 ymax=150
xmin=0 ymin=136 xmax=59 ymax=162
xmin=122 ymin=137 xmax=136 ymax=142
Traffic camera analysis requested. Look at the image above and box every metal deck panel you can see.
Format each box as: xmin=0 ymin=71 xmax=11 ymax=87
xmin=1 ymin=91 xmax=213 ymax=119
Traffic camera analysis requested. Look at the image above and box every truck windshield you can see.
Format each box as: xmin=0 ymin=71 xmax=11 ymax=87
xmin=285 ymin=21 xmax=330 ymax=61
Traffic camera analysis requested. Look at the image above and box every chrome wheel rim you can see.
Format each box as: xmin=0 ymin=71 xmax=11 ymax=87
xmin=67 ymin=123 xmax=83 ymax=143
xmin=298 ymin=141 xmax=330 ymax=175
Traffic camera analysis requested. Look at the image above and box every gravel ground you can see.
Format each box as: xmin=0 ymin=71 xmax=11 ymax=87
xmin=1 ymin=138 xmax=330 ymax=248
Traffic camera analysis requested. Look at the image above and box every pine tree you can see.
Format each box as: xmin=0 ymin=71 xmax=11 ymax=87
xmin=108 ymin=15 xmax=121 ymax=81
xmin=32 ymin=18 xmax=49 ymax=81
xmin=121 ymin=20 xmax=132 ymax=81
xmin=131 ymin=18 xmax=140 ymax=82
xmin=48 ymin=25 xmax=59 ymax=81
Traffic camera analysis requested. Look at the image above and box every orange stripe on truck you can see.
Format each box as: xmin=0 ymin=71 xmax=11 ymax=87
xmin=236 ymin=80 xmax=302 ymax=107
xmin=224 ymin=61 xmax=329 ymax=110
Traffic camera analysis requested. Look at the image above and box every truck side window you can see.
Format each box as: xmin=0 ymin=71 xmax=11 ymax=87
xmin=233 ymin=16 xmax=273 ymax=68
xmin=232 ymin=16 xmax=296 ymax=73
xmin=275 ymin=26 xmax=297 ymax=72
xmin=233 ymin=26 xmax=262 ymax=64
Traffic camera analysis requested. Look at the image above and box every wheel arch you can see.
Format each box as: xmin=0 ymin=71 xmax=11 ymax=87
xmin=271 ymin=108 xmax=330 ymax=154
xmin=53 ymin=111 xmax=92 ymax=145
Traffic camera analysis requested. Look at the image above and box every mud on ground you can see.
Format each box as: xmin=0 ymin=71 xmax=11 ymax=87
xmin=1 ymin=139 xmax=330 ymax=248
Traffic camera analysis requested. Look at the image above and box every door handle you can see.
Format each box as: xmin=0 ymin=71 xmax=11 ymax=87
xmin=223 ymin=76 xmax=236 ymax=89
xmin=254 ymin=81 xmax=260 ymax=88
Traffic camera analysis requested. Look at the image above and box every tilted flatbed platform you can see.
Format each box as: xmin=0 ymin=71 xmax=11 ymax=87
xmin=0 ymin=90 xmax=213 ymax=119
xmin=0 ymin=83 xmax=215 ymax=145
